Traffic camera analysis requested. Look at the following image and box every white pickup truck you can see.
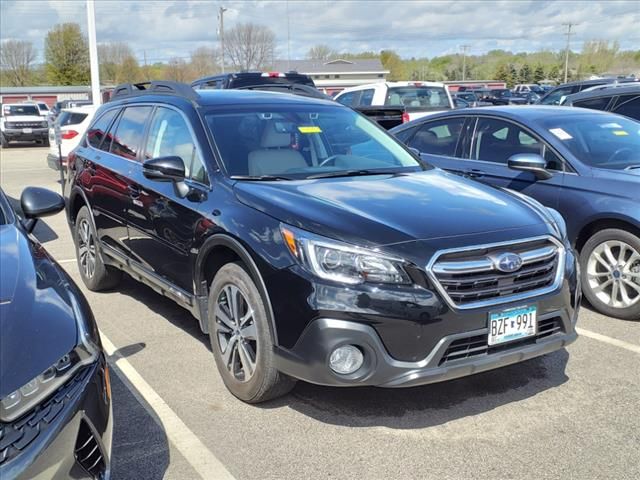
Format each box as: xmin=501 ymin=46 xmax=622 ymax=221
xmin=1 ymin=103 xmax=50 ymax=147
xmin=334 ymin=81 xmax=454 ymax=125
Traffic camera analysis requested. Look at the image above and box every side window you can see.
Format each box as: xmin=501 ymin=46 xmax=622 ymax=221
xmin=612 ymin=95 xmax=640 ymax=121
xmin=543 ymin=147 xmax=564 ymax=172
xmin=87 ymin=108 xmax=119 ymax=150
xmin=408 ymin=117 xmax=465 ymax=157
xmin=336 ymin=91 xmax=355 ymax=106
xmin=472 ymin=118 xmax=542 ymax=164
xmin=393 ymin=125 xmax=419 ymax=144
xmin=540 ymin=87 xmax=573 ymax=105
xmin=144 ymin=107 xmax=208 ymax=184
xmin=110 ymin=106 xmax=152 ymax=160
xmin=358 ymin=89 xmax=375 ymax=106
xmin=573 ymin=96 xmax=613 ymax=112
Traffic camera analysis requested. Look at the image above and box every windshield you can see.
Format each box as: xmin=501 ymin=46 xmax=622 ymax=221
xmin=540 ymin=114 xmax=640 ymax=170
xmin=491 ymin=89 xmax=512 ymax=98
xmin=3 ymin=105 xmax=39 ymax=116
xmin=385 ymin=86 xmax=451 ymax=110
xmin=205 ymin=105 xmax=423 ymax=179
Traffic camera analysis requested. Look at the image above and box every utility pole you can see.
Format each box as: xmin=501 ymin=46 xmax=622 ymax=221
xmin=218 ymin=6 xmax=228 ymax=73
xmin=562 ymin=22 xmax=578 ymax=83
xmin=86 ymin=0 xmax=101 ymax=106
xmin=286 ymin=0 xmax=291 ymax=71
xmin=460 ymin=45 xmax=470 ymax=81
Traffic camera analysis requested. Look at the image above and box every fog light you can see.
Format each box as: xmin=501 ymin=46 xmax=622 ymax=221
xmin=329 ymin=345 xmax=364 ymax=375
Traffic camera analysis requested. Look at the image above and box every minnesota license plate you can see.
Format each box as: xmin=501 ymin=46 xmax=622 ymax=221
xmin=488 ymin=305 xmax=537 ymax=346
xmin=22 ymin=128 xmax=32 ymax=134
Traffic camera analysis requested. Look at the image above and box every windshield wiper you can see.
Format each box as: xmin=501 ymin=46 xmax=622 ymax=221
xmin=306 ymin=169 xmax=388 ymax=180
xmin=230 ymin=175 xmax=293 ymax=181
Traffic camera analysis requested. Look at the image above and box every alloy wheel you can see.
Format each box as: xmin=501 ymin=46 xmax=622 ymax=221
xmin=587 ymin=240 xmax=640 ymax=308
xmin=77 ymin=218 xmax=97 ymax=279
xmin=214 ymin=284 xmax=258 ymax=382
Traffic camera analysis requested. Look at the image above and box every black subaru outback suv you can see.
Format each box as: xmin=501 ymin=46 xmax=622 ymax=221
xmin=64 ymin=81 xmax=580 ymax=402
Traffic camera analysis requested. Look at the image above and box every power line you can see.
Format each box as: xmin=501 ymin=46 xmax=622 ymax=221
xmin=562 ymin=22 xmax=579 ymax=83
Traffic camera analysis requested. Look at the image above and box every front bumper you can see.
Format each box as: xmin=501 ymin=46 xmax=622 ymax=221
xmin=0 ymin=355 xmax=112 ymax=480
xmin=2 ymin=128 xmax=48 ymax=142
xmin=271 ymin=245 xmax=580 ymax=388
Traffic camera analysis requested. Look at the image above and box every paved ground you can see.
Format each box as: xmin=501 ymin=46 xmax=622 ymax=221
xmin=2 ymin=145 xmax=639 ymax=480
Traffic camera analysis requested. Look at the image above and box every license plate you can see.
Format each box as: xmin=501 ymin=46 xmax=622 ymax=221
xmin=22 ymin=128 xmax=32 ymax=134
xmin=488 ymin=305 xmax=537 ymax=346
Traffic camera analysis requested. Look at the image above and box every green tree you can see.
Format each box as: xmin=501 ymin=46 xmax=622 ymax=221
xmin=380 ymin=50 xmax=405 ymax=80
xmin=508 ymin=64 xmax=518 ymax=87
xmin=44 ymin=23 xmax=89 ymax=85
xmin=548 ymin=64 xmax=561 ymax=82
xmin=533 ymin=64 xmax=545 ymax=83
xmin=519 ymin=63 xmax=532 ymax=83
xmin=98 ymin=42 xmax=140 ymax=84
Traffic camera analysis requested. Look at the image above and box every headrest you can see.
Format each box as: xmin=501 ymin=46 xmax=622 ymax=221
xmin=261 ymin=123 xmax=291 ymax=148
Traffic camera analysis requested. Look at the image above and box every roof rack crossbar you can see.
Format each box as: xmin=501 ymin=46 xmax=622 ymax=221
xmin=110 ymin=80 xmax=199 ymax=102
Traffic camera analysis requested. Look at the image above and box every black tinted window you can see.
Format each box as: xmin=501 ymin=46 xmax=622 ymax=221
xmin=110 ymin=106 xmax=152 ymax=160
xmin=87 ymin=108 xmax=119 ymax=150
xmin=408 ymin=117 xmax=465 ymax=157
xmin=58 ymin=111 xmax=88 ymax=126
xmin=393 ymin=126 xmax=419 ymax=143
xmin=539 ymin=87 xmax=574 ymax=105
xmin=359 ymin=89 xmax=375 ymax=106
xmin=573 ymin=96 xmax=613 ymax=111
xmin=336 ymin=91 xmax=355 ymax=106
xmin=473 ymin=118 xmax=543 ymax=164
xmin=612 ymin=95 xmax=640 ymax=121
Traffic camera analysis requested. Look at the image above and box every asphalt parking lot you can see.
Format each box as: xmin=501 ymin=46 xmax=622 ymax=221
xmin=1 ymin=145 xmax=639 ymax=480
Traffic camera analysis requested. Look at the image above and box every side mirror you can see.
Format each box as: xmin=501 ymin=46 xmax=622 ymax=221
xmin=20 ymin=187 xmax=65 ymax=233
xmin=143 ymin=156 xmax=186 ymax=183
xmin=508 ymin=154 xmax=553 ymax=180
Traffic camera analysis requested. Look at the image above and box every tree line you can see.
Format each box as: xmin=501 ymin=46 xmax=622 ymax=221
xmin=1 ymin=22 xmax=639 ymax=88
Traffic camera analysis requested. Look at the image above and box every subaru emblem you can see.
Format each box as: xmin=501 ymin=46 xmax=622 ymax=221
xmin=494 ymin=253 xmax=523 ymax=273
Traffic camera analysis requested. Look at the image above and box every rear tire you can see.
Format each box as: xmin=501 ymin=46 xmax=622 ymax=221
xmin=42 ymin=137 xmax=50 ymax=147
xmin=74 ymin=206 xmax=122 ymax=291
xmin=580 ymin=228 xmax=640 ymax=320
xmin=208 ymin=262 xmax=295 ymax=403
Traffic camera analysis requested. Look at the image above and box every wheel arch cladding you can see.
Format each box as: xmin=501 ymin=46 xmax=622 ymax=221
xmin=576 ymin=217 xmax=640 ymax=252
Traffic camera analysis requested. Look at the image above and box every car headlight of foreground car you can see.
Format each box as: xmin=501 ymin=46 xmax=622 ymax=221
xmin=281 ymin=224 xmax=411 ymax=285
xmin=0 ymin=292 xmax=99 ymax=423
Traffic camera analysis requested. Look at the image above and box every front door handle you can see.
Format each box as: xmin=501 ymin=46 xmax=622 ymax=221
xmin=464 ymin=169 xmax=485 ymax=178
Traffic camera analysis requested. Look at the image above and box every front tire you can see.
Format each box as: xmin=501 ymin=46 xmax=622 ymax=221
xmin=208 ymin=262 xmax=295 ymax=403
xmin=0 ymin=133 xmax=8 ymax=148
xmin=580 ymin=228 xmax=640 ymax=320
xmin=74 ymin=206 xmax=122 ymax=291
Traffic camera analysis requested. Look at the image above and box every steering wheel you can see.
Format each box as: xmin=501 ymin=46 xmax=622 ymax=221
xmin=608 ymin=148 xmax=633 ymax=163
xmin=318 ymin=155 xmax=340 ymax=167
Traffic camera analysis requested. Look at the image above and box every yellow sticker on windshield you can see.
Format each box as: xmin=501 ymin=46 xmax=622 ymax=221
xmin=613 ymin=130 xmax=629 ymax=136
xmin=298 ymin=126 xmax=321 ymax=134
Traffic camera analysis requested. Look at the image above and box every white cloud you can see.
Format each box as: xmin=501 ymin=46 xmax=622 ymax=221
xmin=1 ymin=0 xmax=638 ymax=63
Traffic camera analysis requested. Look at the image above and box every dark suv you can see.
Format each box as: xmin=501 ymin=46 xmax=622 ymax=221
xmin=64 ymin=81 xmax=579 ymax=402
xmin=563 ymin=84 xmax=640 ymax=121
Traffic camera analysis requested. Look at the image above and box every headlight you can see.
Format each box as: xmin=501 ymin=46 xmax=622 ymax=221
xmin=545 ymin=207 xmax=568 ymax=239
xmin=0 ymin=291 xmax=98 ymax=422
xmin=281 ymin=224 xmax=411 ymax=285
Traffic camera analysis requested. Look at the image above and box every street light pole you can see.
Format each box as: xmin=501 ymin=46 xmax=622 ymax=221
xmin=86 ymin=0 xmax=101 ymax=105
xmin=460 ymin=45 xmax=470 ymax=81
xmin=218 ymin=6 xmax=227 ymax=73
xmin=562 ymin=22 xmax=578 ymax=84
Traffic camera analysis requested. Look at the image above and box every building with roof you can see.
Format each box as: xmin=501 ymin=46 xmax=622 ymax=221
xmin=271 ymin=58 xmax=389 ymax=94
xmin=0 ymin=85 xmax=111 ymax=106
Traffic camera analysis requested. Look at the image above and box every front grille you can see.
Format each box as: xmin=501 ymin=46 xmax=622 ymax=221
xmin=0 ymin=366 xmax=91 ymax=466
xmin=439 ymin=317 xmax=564 ymax=365
xmin=7 ymin=122 xmax=46 ymax=128
xmin=75 ymin=419 xmax=106 ymax=479
xmin=428 ymin=237 xmax=564 ymax=308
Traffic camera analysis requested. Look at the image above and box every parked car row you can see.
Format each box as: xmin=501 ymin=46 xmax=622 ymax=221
xmin=3 ymin=74 xmax=637 ymax=478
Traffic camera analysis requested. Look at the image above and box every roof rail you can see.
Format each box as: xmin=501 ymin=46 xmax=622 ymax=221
xmin=109 ymin=80 xmax=199 ymax=102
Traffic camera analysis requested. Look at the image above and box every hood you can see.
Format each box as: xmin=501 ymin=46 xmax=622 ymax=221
xmin=234 ymin=169 xmax=548 ymax=247
xmin=0 ymin=225 xmax=78 ymax=398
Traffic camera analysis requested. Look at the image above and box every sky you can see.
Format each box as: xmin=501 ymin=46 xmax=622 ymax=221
xmin=1 ymin=0 xmax=639 ymax=64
